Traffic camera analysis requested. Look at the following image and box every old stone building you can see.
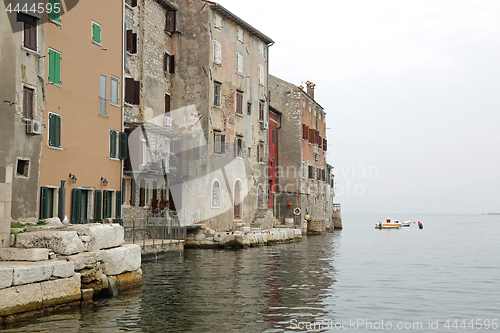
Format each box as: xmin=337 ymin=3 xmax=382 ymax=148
xmin=0 ymin=5 xmax=46 ymax=246
xmin=121 ymin=0 xmax=183 ymax=227
xmin=269 ymin=76 xmax=333 ymax=230
xmin=170 ymin=0 xmax=274 ymax=231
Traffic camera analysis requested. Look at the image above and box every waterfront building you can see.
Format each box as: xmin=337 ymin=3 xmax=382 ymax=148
xmin=169 ymin=0 xmax=275 ymax=231
xmin=0 ymin=4 xmax=46 ymax=245
xmin=269 ymin=76 xmax=333 ymax=230
xmin=38 ymin=0 xmax=125 ymax=223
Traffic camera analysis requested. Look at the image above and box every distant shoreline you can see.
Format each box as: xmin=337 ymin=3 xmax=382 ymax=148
xmin=482 ymin=213 xmax=500 ymax=215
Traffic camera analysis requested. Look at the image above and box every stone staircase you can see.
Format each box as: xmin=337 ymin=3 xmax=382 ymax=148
xmin=251 ymin=208 xmax=270 ymax=230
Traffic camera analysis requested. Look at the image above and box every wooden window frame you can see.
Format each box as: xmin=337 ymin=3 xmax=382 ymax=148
xmin=214 ymin=82 xmax=221 ymax=107
xmin=48 ymin=112 xmax=62 ymax=149
xmin=236 ymin=91 xmax=243 ymax=115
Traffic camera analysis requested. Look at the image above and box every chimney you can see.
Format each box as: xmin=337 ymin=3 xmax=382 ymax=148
xmin=306 ymin=81 xmax=316 ymax=99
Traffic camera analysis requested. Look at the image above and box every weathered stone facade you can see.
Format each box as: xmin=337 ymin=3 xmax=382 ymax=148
xmin=269 ymin=75 xmax=333 ymax=226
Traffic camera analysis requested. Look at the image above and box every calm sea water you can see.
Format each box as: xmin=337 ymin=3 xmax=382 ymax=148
xmin=3 ymin=213 xmax=500 ymax=332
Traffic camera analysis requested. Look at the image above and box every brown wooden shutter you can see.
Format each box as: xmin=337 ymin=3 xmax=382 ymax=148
xmin=169 ymin=55 xmax=175 ymax=74
xmin=139 ymin=180 xmax=145 ymax=207
xmin=125 ymin=78 xmax=134 ymax=104
xmin=236 ymin=92 xmax=243 ymax=114
xmin=127 ymin=30 xmax=133 ymax=52
xmin=165 ymin=94 xmax=171 ymax=114
xmin=164 ymin=53 xmax=168 ymax=72
xmin=165 ymin=11 xmax=175 ymax=32
xmin=132 ymin=33 xmax=137 ymax=54
xmin=133 ymin=80 xmax=140 ymax=105
xmin=323 ymin=138 xmax=327 ymax=151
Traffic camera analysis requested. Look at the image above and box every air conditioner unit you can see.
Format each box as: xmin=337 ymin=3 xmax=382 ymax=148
xmin=260 ymin=121 xmax=268 ymax=130
xmin=26 ymin=120 xmax=42 ymax=135
xmin=163 ymin=117 xmax=173 ymax=127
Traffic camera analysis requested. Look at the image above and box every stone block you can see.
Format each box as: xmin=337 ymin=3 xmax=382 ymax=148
xmin=13 ymin=263 xmax=53 ymax=285
xmin=52 ymin=261 xmax=75 ymax=278
xmin=100 ymin=244 xmax=141 ymax=276
xmin=81 ymin=288 xmax=94 ymax=302
xmin=0 ymin=248 xmax=49 ymax=261
xmin=0 ymin=267 xmax=13 ymax=289
xmin=0 ymin=283 xmax=42 ymax=317
xmin=60 ymin=251 xmax=102 ymax=271
xmin=40 ymin=273 xmax=81 ymax=308
xmin=113 ymin=268 xmax=142 ymax=291
xmin=70 ymin=224 xmax=124 ymax=251
xmin=16 ymin=230 xmax=85 ymax=255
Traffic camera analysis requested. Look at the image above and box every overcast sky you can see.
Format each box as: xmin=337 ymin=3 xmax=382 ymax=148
xmin=218 ymin=0 xmax=500 ymax=214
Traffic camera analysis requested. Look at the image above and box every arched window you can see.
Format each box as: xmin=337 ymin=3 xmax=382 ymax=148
xmin=234 ymin=180 xmax=242 ymax=218
xmin=258 ymin=184 xmax=264 ymax=208
xmin=212 ymin=180 xmax=220 ymax=207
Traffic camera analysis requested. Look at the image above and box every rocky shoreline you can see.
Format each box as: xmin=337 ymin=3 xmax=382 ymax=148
xmin=0 ymin=223 xmax=141 ymax=324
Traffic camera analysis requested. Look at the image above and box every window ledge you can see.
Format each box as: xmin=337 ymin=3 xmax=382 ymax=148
xmin=48 ymin=18 xmax=62 ymax=26
xmin=110 ymin=102 xmax=121 ymax=108
xmin=92 ymin=40 xmax=103 ymax=47
xmin=48 ymin=146 xmax=63 ymax=151
xmin=48 ymin=82 xmax=62 ymax=88
xmin=125 ymin=3 xmax=134 ymax=11
xmin=98 ymin=113 xmax=109 ymax=118
xmin=21 ymin=46 xmax=42 ymax=57
xmin=214 ymin=62 xmax=222 ymax=67
xmin=235 ymin=112 xmax=244 ymax=118
xmin=110 ymin=157 xmax=120 ymax=161
xmin=213 ymin=105 xmax=222 ymax=110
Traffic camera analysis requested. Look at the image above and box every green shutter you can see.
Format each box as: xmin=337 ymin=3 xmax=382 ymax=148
xmin=103 ymin=190 xmax=110 ymax=219
xmin=71 ymin=188 xmax=82 ymax=223
xmin=94 ymin=190 xmax=102 ymax=221
xmin=49 ymin=49 xmax=55 ymax=84
xmin=54 ymin=51 xmax=61 ymax=85
xmin=49 ymin=0 xmax=61 ymax=23
xmin=116 ymin=191 xmax=122 ymax=219
xmin=119 ymin=132 xmax=128 ymax=160
xmin=93 ymin=23 xmax=101 ymax=44
xmin=48 ymin=113 xmax=54 ymax=146
xmin=40 ymin=187 xmax=49 ymax=219
xmin=110 ymin=131 xmax=118 ymax=158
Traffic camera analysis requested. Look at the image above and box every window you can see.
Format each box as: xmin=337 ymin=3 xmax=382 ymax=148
xmin=23 ymin=21 xmax=37 ymax=51
xmin=309 ymin=165 xmax=315 ymax=179
xmin=110 ymin=130 xmax=118 ymax=159
xmin=102 ymin=190 xmax=115 ymax=219
xmin=237 ymin=27 xmax=243 ymax=42
xmin=236 ymin=91 xmax=243 ymax=115
xmin=302 ymin=97 xmax=306 ymax=108
xmin=92 ymin=21 xmax=101 ymax=44
xmin=235 ymin=137 xmax=244 ymax=158
xmin=214 ymin=131 xmax=225 ymax=154
xmin=48 ymin=112 xmax=61 ymax=148
xmin=126 ymin=30 xmax=137 ymax=53
xmin=323 ymin=138 xmax=328 ymax=152
xmin=164 ymin=53 xmax=175 ymax=73
xmin=165 ymin=9 xmax=176 ymax=33
xmin=236 ymin=52 xmax=243 ymax=74
xmin=258 ymin=41 xmax=264 ymax=56
xmin=16 ymin=159 xmax=29 ymax=177
xmin=48 ymin=48 xmax=61 ymax=85
xmin=302 ymin=124 xmax=308 ymax=140
xmin=318 ymin=109 xmax=322 ymax=121
xmin=302 ymin=161 xmax=306 ymax=178
xmin=309 ymin=103 xmax=312 ymax=113
xmin=257 ymin=185 xmax=264 ymax=208
xmin=23 ymin=87 xmax=34 ymax=119
xmin=125 ymin=78 xmax=140 ymax=105
xmin=214 ymin=82 xmax=221 ymax=107
xmin=258 ymin=65 xmax=265 ymax=85
xmin=212 ymin=180 xmax=220 ymax=207
xmin=247 ymin=102 xmax=252 ymax=115
xmin=214 ymin=13 xmax=222 ymax=30
xmin=125 ymin=0 xmax=137 ymax=7
xmin=214 ymin=40 xmax=222 ymax=65
xmin=272 ymin=129 xmax=275 ymax=145
xmin=110 ymin=76 xmax=119 ymax=106
xmin=314 ymin=105 xmax=317 ymax=117
xmin=100 ymin=75 xmax=106 ymax=115
xmin=258 ymin=142 xmax=265 ymax=162
xmin=259 ymin=100 xmax=265 ymax=121
xmin=48 ymin=0 xmax=61 ymax=23
xmin=165 ymin=94 xmax=171 ymax=115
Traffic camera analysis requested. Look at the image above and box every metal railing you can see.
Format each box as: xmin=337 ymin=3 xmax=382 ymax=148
xmin=123 ymin=211 xmax=186 ymax=246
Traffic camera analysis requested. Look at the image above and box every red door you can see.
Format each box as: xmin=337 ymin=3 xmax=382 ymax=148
xmin=268 ymin=111 xmax=279 ymax=209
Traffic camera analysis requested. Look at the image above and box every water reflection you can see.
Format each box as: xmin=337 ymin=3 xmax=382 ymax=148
xmin=2 ymin=232 xmax=342 ymax=333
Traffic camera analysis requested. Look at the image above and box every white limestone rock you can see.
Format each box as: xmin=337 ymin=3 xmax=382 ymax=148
xmin=100 ymin=244 xmax=141 ymax=276
xmin=0 ymin=267 xmax=13 ymax=289
xmin=60 ymin=251 xmax=102 ymax=271
xmin=13 ymin=264 xmax=53 ymax=285
xmin=52 ymin=261 xmax=75 ymax=278
xmin=0 ymin=248 xmax=49 ymax=261
xmin=40 ymin=273 xmax=81 ymax=307
xmin=16 ymin=230 xmax=85 ymax=255
xmin=70 ymin=224 xmax=124 ymax=251
xmin=0 ymin=283 xmax=42 ymax=317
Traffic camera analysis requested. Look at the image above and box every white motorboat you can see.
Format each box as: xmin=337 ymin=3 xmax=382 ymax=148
xmin=375 ymin=219 xmax=402 ymax=229
xmin=400 ymin=221 xmax=411 ymax=227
